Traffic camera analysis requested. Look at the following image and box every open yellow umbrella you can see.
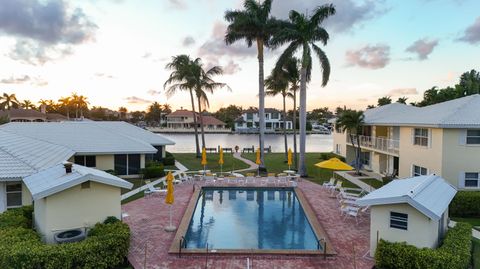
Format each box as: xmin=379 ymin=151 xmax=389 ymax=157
xmin=315 ymin=158 xmax=353 ymax=170
xmin=201 ymin=147 xmax=207 ymax=173
xmin=164 ymin=171 xmax=176 ymax=232
xmin=287 ymin=148 xmax=293 ymax=170
xmin=218 ymin=147 xmax=224 ymax=174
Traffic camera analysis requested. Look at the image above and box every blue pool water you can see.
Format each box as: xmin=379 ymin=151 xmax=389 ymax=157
xmin=184 ymin=187 xmax=320 ymax=250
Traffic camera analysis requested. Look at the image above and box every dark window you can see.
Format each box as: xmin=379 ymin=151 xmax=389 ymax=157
xmin=246 ymin=113 xmax=253 ymax=120
xmin=6 ymin=183 xmax=22 ymax=208
xmin=128 ymin=154 xmax=141 ymax=175
xmin=74 ymin=155 xmax=85 ymax=166
xmin=466 ymin=130 xmax=480 ymax=144
xmin=465 ymin=172 xmax=479 ymax=188
xmin=246 ymin=122 xmax=253 ymax=128
xmin=153 ymin=146 xmax=163 ymax=161
xmin=413 ymin=165 xmax=428 ymax=177
xmin=85 ymin=156 xmax=96 ymax=167
xmin=390 ymin=212 xmax=408 ymax=230
xmin=413 ymin=128 xmax=429 ymax=146
xmin=114 ymin=154 xmax=127 ymax=175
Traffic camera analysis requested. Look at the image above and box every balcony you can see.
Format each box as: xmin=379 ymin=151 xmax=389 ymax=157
xmin=347 ymin=135 xmax=399 ymax=155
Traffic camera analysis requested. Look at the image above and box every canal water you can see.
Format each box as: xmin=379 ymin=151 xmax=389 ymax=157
xmin=159 ymin=133 xmax=333 ymax=153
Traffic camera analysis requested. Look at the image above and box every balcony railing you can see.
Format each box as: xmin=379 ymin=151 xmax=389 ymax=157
xmin=347 ymin=135 xmax=399 ymax=155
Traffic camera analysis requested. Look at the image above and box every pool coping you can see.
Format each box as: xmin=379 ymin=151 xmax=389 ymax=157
xmin=168 ymin=186 xmax=336 ymax=256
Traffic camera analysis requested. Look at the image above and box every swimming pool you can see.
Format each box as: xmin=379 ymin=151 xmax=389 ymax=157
xmin=182 ymin=187 xmax=323 ymax=252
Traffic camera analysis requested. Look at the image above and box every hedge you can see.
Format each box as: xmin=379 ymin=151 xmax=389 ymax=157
xmin=375 ymin=222 xmax=472 ymax=269
xmin=319 ymin=152 xmax=346 ymax=162
xmin=142 ymin=162 xmax=165 ymax=179
xmin=163 ymin=151 xmax=175 ymax=166
xmin=0 ymin=207 xmax=130 ymax=269
xmin=449 ymin=191 xmax=480 ymax=218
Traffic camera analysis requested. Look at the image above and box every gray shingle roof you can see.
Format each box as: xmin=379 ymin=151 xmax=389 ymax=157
xmin=24 ymin=163 xmax=133 ymax=200
xmin=363 ymin=94 xmax=480 ymax=128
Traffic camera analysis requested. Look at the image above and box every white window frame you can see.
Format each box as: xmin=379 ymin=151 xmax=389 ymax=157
xmin=466 ymin=130 xmax=480 ymax=145
xmin=6 ymin=182 xmax=22 ymax=209
xmin=464 ymin=172 xmax=480 ymax=189
xmin=412 ymin=165 xmax=428 ymax=177
xmin=335 ymin=144 xmax=342 ymax=154
xmin=413 ymin=128 xmax=429 ymax=147
xmin=390 ymin=211 xmax=408 ymax=230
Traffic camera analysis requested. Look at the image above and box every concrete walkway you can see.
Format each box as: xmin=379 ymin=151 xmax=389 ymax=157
xmin=232 ymin=152 xmax=258 ymax=173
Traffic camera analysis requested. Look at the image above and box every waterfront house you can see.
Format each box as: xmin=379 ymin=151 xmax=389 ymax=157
xmin=0 ymin=121 xmax=174 ymax=212
xmin=0 ymin=107 xmax=67 ymax=122
xmin=165 ymin=110 xmax=228 ymax=131
xmin=23 ymin=162 xmax=133 ymax=243
xmin=356 ymin=174 xmax=456 ymax=256
xmin=332 ymin=94 xmax=480 ymax=189
xmin=235 ymin=108 xmax=293 ymax=133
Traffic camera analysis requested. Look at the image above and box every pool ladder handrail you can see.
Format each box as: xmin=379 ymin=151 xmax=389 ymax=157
xmin=179 ymin=236 xmax=187 ymax=258
xmin=317 ymin=238 xmax=327 ymax=259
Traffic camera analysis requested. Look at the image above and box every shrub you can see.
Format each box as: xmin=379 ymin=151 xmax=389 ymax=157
xmin=163 ymin=151 xmax=175 ymax=166
xmin=319 ymin=152 xmax=346 ymax=162
xmin=449 ymin=191 xmax=480 ymax=218
xmin=142 ymin=162 xmax=165 ymax=179
xmin=0 ymin=207 xmax=130 ymax=269
xmin=103 ymin=216 xmax=120 ymax=224
xmin=375 ymin=222 xmax=472 ymax=269
xmin=0 ymin=206 xmax=32 ymax=229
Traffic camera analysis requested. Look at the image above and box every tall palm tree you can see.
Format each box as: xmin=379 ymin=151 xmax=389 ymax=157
xmin=71 ymin=93 xmax=80 ymax=118
xmin=77 ymin=95 xmax=89 ymax=118
xmin=164 ymin=55 xmax=201 ymax=158
xmin=21 ymin=100 xmax=35 ymax=109
xmin=58 ymin=96 xmax=71 ymax=119
xmin=225 ymin=0 xmax=281 ymax=170
xmin=335 ymin=110 xmax=365 ymax=175
xmin=265 ymin=68 xmax=290 ymax=161
xmin=0 ymin=93 xmax=20 ymax=110
xmin=271 ymin=5 xmax=336 ymax=176
xmin=282 ymin=57 xmax=301 ymax=168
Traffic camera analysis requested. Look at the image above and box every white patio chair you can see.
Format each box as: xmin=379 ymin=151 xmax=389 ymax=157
xmin=144 ymin=181 xmax=167 ymax=197
xmin=327 ymin=180 xmax=343 ymax=194
xmin=277 ymin=176 xmax=288 ymax=186
xmin=322 ymin=178 xmax=335 ymax=189
xmin=343 ymin=207 xmax=361 ymax=224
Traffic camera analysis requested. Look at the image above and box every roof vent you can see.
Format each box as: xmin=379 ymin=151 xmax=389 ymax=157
xmin=63 ymin=161 xmax=73 ymax=174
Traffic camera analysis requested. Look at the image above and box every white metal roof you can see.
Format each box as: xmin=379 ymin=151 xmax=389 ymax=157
xmin=24 ymin=163 xmax=133 ymax=200
xmin=0 ymin=130 xmax=75 ymax=180
xmin=0 ymin=121 xmax=173 ymax=155
xmin=363 ymin=94 xmax=480 ymax=128
xmin=356 ymin=175 xmax=457 ymax=221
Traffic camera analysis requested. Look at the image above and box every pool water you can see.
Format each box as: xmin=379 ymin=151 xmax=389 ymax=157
xmin=184 ymin=187 xmax=320 ymax=250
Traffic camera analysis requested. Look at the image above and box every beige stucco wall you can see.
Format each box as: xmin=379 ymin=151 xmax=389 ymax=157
xmin=398 ymin=127 xmax=443 ymax=178
xmin=369 ymin=203 xmax=441 ymax=256
xmin=34 ymin=181 xmax=121 ymax=243
xmin=22 ymin=182 xmax=33 ymax=206
xmin=332 ymin=129 xmax=347 ymax=157
xmin=95 ymin=155 xmax=115 ymax=171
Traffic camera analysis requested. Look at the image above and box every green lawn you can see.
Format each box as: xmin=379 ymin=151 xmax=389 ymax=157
xmin=173 ymin=153 xmax=250 ymax=172
xmin=241 ymin=152 xmax=359 ymax=189
xmin=121 ymin=178 xmax=145 ymax=194
xmin=358 ymin=178 xmax=385 ymax=189
xmin=474 ymin=238 xmax=480 ymax=269
xmin=451 ymin=217 xmax=480 ymax=227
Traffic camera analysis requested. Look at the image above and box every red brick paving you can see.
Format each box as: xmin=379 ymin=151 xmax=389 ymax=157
xmin=122 ymin=181 xmax=374 ymax=269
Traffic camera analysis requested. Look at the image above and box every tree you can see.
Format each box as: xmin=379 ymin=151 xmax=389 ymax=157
xmin=225 ymin=0 xmax=282 ymax=170
xmin=265 ymin=67 xmax=290 ymax=161
xmin=77 ymin=95 xmax=89 ymax=118
xmin=308 ymin=107 xmax=333 ymax=123
xmin=145 ymin=102 xmax=163 ymax=125
xmin=21 ymin=100 xmax=35 ymax=109
xmin=396 ymin=97 xmax=408 ymax=104
xmin=164 ymin=55 xmax=201 ymax=157
xmin=118 ymin=107 xmax=128 ymax=120
xmin=0 ymin=93 xmax=20 ymax=110
xmin=283 ymin=57 xmax=301 ymax=168
xmin=58 ymin=96 xmax=71 ymax=119
xmin=459 ymin=69 xmax=480 ymax=95
xmin=366 ymin=104 xmax=375 ymax=109
xmin=377 ymin=96 xmax=392 ymax=106
xmin=130 ymin=111 xmax=145 ymax=123
xmin=214 ymin=105 xmax=243 ymax=130
xmin=271 ymin=4 xmax=336 ymax=176
xmin=335 ymin=110 xmax=365 ymax=175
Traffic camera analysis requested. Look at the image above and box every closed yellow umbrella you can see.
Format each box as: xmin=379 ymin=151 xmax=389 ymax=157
xmin=201 ymin=147 xmax=207 ymax=173
xmin=315 ymin=158 xmax=353 ymax=170
xmin=164 ymin=171 xmax=176 ymax=232
xmin=218 ymin=147 xmax=224 ymax=174
xmin=287 ymin=148 xmax=293 ymax=169
xmin=255 ymin=147 xmax=262 ymax=165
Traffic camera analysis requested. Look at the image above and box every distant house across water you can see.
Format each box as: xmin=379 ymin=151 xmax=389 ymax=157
xmin=0 ymin=107 xmax=67 ymax=123
xmin=150 ymin=109 xmax=230 ymax=133
xmin=235 ymin=108 xmax=293 ymax=133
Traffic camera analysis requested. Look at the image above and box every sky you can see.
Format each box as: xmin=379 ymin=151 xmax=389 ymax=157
xmin=0 ymin=0 xmax=479 ymax=112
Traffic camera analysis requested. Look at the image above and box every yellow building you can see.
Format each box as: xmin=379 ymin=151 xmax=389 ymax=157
xmin=333 ymin=94 xmax=480 ymax=189
xmin=23 ymin=162 xmax=133 ymax=243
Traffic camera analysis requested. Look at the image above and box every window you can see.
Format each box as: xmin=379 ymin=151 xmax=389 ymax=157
xmin=6 ymin=183 xmax=22 ymax=208
xmin=335 ymin=144 xmax=341 ymax=154
xmin=390 ymin=212 xmax=408 ymax=230
xmin=266 ymin=122 xmax=272 ymax=129
xmin=265 ymin=113 xmax=270 ymax=120
xmin=114 ymin=154 xmax=127 ymax=175
xmin=465 ymin=172 xmax=479 ymax=188
xmin=271 ymin=112 xmax=279 ymax=119
xmin=466 ymin=130 xmax=480 ymax=145
xmin=360 ymin=151 xmax=371 ymax=166
xmin=73 ymin=155 xmax=96 ymax=167
xmin=128 ymin=154 xmax=141 ymax=175
xmin=246 ymin=113 xmax=253 ymax=120
xmin=413 ymin=128 xmax=429 ymax=146
xmin=246 ymin=122 xmax=253 ymax=128
xmin=413 ymin=165 xmax=428 ymax=177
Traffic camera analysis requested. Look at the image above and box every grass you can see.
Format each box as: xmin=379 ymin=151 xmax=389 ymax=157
xmin=451 ymin=217 xmax=480 ymax=228
xmin=474 ymin=238 xmax=480 ymax=269
xmin=172 ymin=153 xmax=250 ymax=172
xmin=164 ymin=164 xmax=178 ymax=170
xmin=358 ymin=178 xmax=385 ymax=189
xmin=121 ymin=178 xmax=145 ymax=194
xmin=241 ymin=152 xmax=360 ymax=189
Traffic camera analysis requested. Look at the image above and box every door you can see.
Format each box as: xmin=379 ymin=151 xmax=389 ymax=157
xmin=393 ymin=157 xmax=399 ymax=176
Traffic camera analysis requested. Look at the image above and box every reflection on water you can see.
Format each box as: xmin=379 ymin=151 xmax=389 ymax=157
xmin=159 ymin=133 xmax=332 ymax=153
xmin=184 ymin=188 xmax=319 ymax=250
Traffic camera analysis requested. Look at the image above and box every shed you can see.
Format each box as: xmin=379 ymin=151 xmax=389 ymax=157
xmin=23 ymin=162 xmax=133 ymax=243
xmin=356 ymin=174 xmax=457 ymax=256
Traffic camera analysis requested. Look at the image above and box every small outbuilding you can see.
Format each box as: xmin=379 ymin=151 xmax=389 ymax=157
xmin=356 ymin=174 xmax=457 ymax=256
xmin=23 ymin=162 xmax=133 ymax=243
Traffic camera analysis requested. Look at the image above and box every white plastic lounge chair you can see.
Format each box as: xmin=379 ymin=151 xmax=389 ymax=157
xmin=144 ymin=181 xmax=167 ymax=197
xmin=327 ymin=181 xmax=342 ymax=194
xmin=344 ymin=207 xmax=361 ymax=224
xmin=322 ymin=178 xmax=335 ymax=189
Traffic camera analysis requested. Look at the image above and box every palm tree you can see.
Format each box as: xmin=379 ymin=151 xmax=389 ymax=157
xmin=58 ymin=96 xmax=71 ymax=119
xmin=335 ymin=110 xmax=365 ymax=175
xmin=77 ymin=95 xmax=89 ymax=118
xmin=21 ymin=100 xmax=35 ymax=109
xmin=0 ymin=93 xmax=20 ymax=110
xmin=396 ymin=97 xmax=408 ymax=104
xmin=71 ymin=93 xmax=80 ymax=118
xmin=225 ymin=0 xmax=282 ymax=170
xmin=282 ymin=57 xmax=301 ymax=168
xmin=271 ymin=5 xmax=336 ymax=176
xmin=265 ymin=68 xmax=290 ymax=161
xmin=164 ymin=55 xmax=201 ymax=158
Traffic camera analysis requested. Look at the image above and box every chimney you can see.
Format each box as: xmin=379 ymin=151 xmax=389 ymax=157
xmin=63 ymin=161 xmax=73 ymax=174
xmin=40 ymin=104 xmax=46 ymax=114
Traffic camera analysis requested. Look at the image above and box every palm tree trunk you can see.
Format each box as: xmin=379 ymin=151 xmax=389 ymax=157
xmin=282 ymin=94 xmax=288 ymax=161
xmin=356 ymin=133 xmax=361 ymax=175
xmin=66 ymin=108 xmax=70 ymax=120
xmin=349 ymin=133 xmax=360 ymax=175
xmin=189 ymin=89 xmax=201 ymax=158
xmin=293 ymin=89 xmax=298 ymax=169
xmin=257 ymin=38 xmax=266 ymax=170
xmin=197 ymin=96 xmax=206 ymax=150
xmin=298 ymin=67 xmax=308 ymax=177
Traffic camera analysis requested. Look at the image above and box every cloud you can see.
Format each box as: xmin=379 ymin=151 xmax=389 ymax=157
xmin=345 ymin=44 xmax=390 ymax=69
xmin=124 ymin=96 xmax=151 ymax=104
xmin=0 ymin=75 xmax=48 ymax=86
xmin=222 ymin=60 xmax=241 ymax=75
xmin=147 ymin=89 xmax=162 ymax=96
xmin=168 ymin=0 xmax=187 ymax=10
xmin=182 ymin=36 xmax=195 ymax=47
xmin=457 ymin=17 xmax=480 ymax=44
xmin=270 ymin=0 xmax=387 ymax=33
xmin=0 ymin=0 xmax=97 ymax=64
xmin=94 ymin=72 xmax=114 ymax=79
xmin=405 ymin=38 xmax=438 ymax=60
xmin=387 ymin=88 xmax=418 ymax=96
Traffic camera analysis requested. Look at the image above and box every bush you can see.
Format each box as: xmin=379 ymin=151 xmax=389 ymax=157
xmin=103 ymin=216 xmax=120 ymax=224
xmin=375 ymin=222 xmax=472 ymax=269
xmin=163 ymin=151 xmax=175 ymax=166
xmin=0 ymin=206 xmax=33 ymax=229
xmin=0 ymin=206 xmax=130 ymax=269
xmin=142 ymin=162 xmax=165 ymax=179
xmin=319 ymin=152 xmax=346 ymax=162
xmin=450 ymin=191 xmax=480 ymax=218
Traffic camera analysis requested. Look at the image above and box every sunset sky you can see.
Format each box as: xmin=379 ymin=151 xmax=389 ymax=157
xmin=0 ymin=0 xmax=479 ymax=112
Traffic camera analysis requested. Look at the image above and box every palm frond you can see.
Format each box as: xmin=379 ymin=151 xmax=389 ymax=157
xmin=310 ymin=4 xmax=336 ymax=27
xmin=312 ymin=44 xmax=331 ymax=87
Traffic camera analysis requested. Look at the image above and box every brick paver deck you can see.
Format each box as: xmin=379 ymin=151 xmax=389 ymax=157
xmin=122 ymin=180 xmax=374 ymax=269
